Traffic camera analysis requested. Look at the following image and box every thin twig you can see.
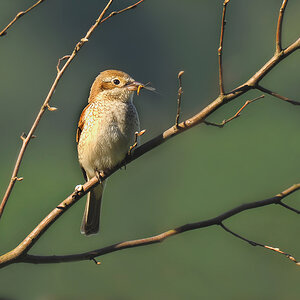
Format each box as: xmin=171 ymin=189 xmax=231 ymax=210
xmin=278 ymin=201 xmax=300 ymax=214
xmin=256 ymin=85 xmax=300 ymax=105
xmin=0 ymin=183 xmax=299 ymax=268
xmin=175 ymin=71 xmax=184 ymax=128
xmin=218 ymin=0 xmax=230 ymax=95
xmin=220 ymin=223 xmax=300 ymax=266
xmin=100 ymin=0 xmax=146 ymax=23
xmin=276 ymin=0 xmax=289 ymax=53
xmin=0 ymin=0 xmax=146 ymax=219
xmin=204 ymin=95 xmax=264 ymax=128
xmin=0 ymin=0 xmax=46 ymax=37
xmin=56 ymin=55 xmax=71 ymax=72
xmin=128 ymin=130 xmax=146 ymax=156
xmin=91 ymin=258 xmax=101 ymax=265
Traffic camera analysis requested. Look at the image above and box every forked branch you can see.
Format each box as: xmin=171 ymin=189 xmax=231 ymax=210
xmin=0 ymin=183 xmax=299 ymax=268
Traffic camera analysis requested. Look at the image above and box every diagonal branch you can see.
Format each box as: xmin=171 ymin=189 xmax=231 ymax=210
xmin=276 ymin=0 xmax=289 ymax=53
xmin=0 ymin=0 xmax=46 ymax=37
xmin=0 ymin=0 xmax=146 ymax=219
xmin=278 ymin=201 xmax=300 ymax=214
xmin=256 ymin=85 xmax=300 ymax=105
xmin=0 ymin=183 xmax=299 ymax=268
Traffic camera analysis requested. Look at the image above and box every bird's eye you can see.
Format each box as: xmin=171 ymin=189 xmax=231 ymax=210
xmin=113 ymin=79 xmax=120 ymax=85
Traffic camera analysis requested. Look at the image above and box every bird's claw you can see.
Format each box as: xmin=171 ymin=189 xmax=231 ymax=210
xmin=74 ymin=184 xmax=84 ymax=192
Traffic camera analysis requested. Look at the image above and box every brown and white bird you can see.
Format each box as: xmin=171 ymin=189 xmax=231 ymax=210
xmin=76 ymin=69 xmax=152 ymax=235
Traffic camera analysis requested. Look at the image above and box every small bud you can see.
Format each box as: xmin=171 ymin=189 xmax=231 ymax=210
xmin=47 ymin=104 xmax=58 ymax=111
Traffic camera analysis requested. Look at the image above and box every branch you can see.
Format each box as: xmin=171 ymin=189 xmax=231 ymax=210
xmin=276 ymin=0 xmax=288 ymax=53
xmin=0 ymin=0 xmax=146 ymax=219
xmin=0 ymin=0 xmax=46 ymax=37
xmin=0 ymin=183 xmax=299 ymax=268
xmin=278 ymin=201 xmax=300 ymax=214
xmin=128 ymin=129 xmax=146 ymax=156
xmin=175 ymin=71 xmax=184 ymax=127
xmin=218 ymin=0 xmax=230 ymax=95
xmin=220 ymin=223 xmax=299 ymax=266
xmin=256 ymin=85 xmax=300 ymax=105
xmin=204 ymin=95 xmax=264 ymax=128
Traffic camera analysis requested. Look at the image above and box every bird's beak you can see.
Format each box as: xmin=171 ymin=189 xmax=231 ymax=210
xmin=126 ymin=81 xmax=155 ymax=96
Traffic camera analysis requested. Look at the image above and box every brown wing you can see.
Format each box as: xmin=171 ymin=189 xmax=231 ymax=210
xmin=76 ymin=104 xmax=90 ymax=143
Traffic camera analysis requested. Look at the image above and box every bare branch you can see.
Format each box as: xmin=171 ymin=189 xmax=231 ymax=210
xmin=100 ymin=0 xmax=146 ymax=23
xmin=278 ymin=201 xmax=300 ymax=214
xmin=218 ymin=0 xmax=230 ymax=95
xmin=220 ymin=223 xmax=300 ymax=266
xmin=204 ymin=95 xmax=264 ymax=128
xmin=0 ymin=183 xmax=299 ymax=268
xmin=56 ymin=55 xmax=71 ymax=72
xmin=175 ymin=71 xmax=184 ymax=128
xmin=256 ymin=85 xmax=300 ymax=105
xmin=0 ymin=0 xmax=46 ymax=37
xmin=0 ymin=0 xmax=146 ymax=219
xmin=128 ymin=130 xmax=146 ymax=156
xmin=276 ymin=0 xmax=289 ymax=53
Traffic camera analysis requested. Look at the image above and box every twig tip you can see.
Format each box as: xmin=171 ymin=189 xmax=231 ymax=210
xmin=91 ymin=258 xmax=101 ymax=265
xmin=178 ymin=71 xmax=185 ymax=78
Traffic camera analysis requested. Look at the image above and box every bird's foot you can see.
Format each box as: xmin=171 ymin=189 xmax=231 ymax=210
xmin=74 ymin=184 xmax=84 ymax=192
xmin=96 ymin=170 xmax=105 ymax=183
xmin=72 ymin=184 xmax=84 ymax=199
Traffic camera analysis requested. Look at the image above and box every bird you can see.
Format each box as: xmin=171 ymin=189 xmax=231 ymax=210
xmin=76 ymin=69 xmax=153 ymax=236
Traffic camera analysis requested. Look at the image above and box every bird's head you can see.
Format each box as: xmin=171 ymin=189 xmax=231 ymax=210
xmin=88 ymin=69 xmax=154 ymax=103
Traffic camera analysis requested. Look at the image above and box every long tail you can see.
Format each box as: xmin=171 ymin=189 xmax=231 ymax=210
xmin=81 ymin=182 xmax=105 ymax=236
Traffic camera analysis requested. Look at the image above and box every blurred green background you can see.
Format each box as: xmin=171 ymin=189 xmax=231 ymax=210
xmin=0 ymin=0 xmax=300 ymax=299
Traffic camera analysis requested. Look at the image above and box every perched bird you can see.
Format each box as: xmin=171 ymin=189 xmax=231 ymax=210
xmin=76 ymin=69 xmax=152 ymax=235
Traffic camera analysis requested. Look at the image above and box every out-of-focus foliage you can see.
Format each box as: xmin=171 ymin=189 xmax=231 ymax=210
xmin=0 ymin=0 xmax=299 ymax=299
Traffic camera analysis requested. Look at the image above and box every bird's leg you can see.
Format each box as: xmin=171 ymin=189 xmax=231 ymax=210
xmin=95 ymin=170 xmax=105 ymax=183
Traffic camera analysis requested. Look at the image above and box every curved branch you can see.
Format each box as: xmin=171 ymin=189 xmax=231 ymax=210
xmin=0 ymin=0 xmax=46 ymax=37
xmin=0 ymin=0 xmax=146 ymax=219
xmin=0 ymin=183 xmax=299 ymax=268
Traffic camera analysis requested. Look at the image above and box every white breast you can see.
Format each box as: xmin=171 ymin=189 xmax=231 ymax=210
xmin=78 ymin=100 xmax=140 ymax=178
